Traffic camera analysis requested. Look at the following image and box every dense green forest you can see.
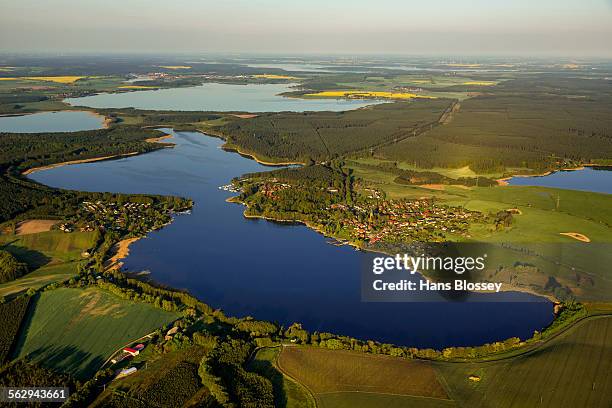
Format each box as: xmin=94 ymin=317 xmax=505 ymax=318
xmin=218 ymin=99 xmax=451 ymax=162
xmin=376 ymin=95 xmax=612 ymax=172
xmin=0 ymin=297 xmax=30 ymax=364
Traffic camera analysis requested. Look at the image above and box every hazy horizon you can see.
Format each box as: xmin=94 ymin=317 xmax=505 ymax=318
xmin=1 ymin=0 xmax=612 ymax=57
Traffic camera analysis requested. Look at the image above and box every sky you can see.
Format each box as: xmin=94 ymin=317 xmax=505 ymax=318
xmin=1 ymin=0 xmax=611 ymax=57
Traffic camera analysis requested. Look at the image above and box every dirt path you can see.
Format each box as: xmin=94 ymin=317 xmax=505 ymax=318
xmin=560 ymin=232 xmax=591 ymax=243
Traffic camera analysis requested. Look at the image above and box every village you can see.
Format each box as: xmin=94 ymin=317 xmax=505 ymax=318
xmin=336 ymin=198 xmax=483 ymax=244
xmin=236 ymin=177 xmax=486 ymax=245
xmin=54 ymin=200 xmax=174 ymax=237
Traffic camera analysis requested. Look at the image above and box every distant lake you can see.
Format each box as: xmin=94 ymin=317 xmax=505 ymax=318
xmin=0 ymin=111 xmax=105 ymax=133
xmin=508 ymin=167 xmax=612 ymax=194
xmin=30 ymin=129 xmax=552 ymax=349
xmin=65 ymin=83 xmax=379 ymax=112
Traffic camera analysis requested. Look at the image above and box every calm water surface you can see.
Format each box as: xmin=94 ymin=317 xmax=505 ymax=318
xmin=65 ymin=82 xmax=379 ymax=112
xmin=31 ymin=130 xmax=552 ymax=348
xmin=508 ymin=167 xmax=612 ymax=194
xmin=0 ymin=111 xmax=105 ymax=133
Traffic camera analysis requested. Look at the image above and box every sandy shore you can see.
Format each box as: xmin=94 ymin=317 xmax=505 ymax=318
xmin=145 ymin=134 xmax=174 ymax=144
xmin=22 ymin=152 xmax=139 ymax=175
xmin=221 ymin=144 xmax=303 ymax=167
xmin=106 ymin=237 xmax=141 ymax=270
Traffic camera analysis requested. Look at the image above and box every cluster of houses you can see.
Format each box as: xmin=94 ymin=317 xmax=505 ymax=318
xmin=78 ymin=200 xmax=152 ymax=231
xmin=258 ymin=182 xmax=291 ymax=198
xmin=240 ymin=178 xmax=484 ymax=245
xmin=344 ymin=199 xmax=481 ymax=243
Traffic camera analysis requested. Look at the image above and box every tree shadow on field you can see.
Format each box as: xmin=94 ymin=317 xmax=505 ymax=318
xmin=247 ymin=356 xmax=288 ymax=408
xmin=1 ymin=241 xmax=52 ymax=269
xmin=20 ymin=344 xmax=104 ymax=380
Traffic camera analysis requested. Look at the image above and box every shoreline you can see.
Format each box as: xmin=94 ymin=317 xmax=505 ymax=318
xmin=145 ymin=133 xmax=175 ymax=144
xmin=106 ymin=237 xmax=142 ymax=271
xmin=193 ymin=128 xmax=304 ymax=167
xmin=230 ymin=196 xmax=557 ymax=303
xmin=221 ymin=144 xmax=304 ymax=167
xmin=21 ymin=152 xmax=140 ymax=175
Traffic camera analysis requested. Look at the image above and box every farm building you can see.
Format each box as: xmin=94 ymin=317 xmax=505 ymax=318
xmin=123 ymin=347 xmax=139 ymax=356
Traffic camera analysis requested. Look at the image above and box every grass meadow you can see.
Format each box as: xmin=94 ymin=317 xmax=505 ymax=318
xmin=14 ymin=287 xmax=178 ymax=379
xmin=437 ymin=315 xmax=612 ymax=408
xmin=277 ymin=346 xmax=451 ymax=407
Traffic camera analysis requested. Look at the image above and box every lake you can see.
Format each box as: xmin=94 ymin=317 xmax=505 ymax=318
xmin=0 ymin=111 xmax=105 ymax=133
xmin=64 ymin=82 xmax=379 ymax=112
xmin=508 ymin=167 xmax=612 ymax=194
xmin=30 ymin=129 xmax=552 ymax=349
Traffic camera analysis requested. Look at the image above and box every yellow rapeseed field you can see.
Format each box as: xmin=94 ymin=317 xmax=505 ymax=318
xmin=0 ymin=76 xmax=87 ymax=84
xmin=305 ymin=90 xmax=436 ymax=100
xmin=253 ymin=74 xmax=299 ymax=80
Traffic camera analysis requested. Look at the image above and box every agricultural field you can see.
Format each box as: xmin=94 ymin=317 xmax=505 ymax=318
xmin=0 ymin=230 xmax=95 ymax=298
xmin=248 ymin=346 xmax=316 ymax=408
xmin=277 ymin=346 xmax=451 ymax=408
xmin=276 ymin=316 xmax=611 ymax=407
xmin=436 ymin=315 xmax=612 ymax=408
xmin=304 ymin=90 xmax=437 ymax=100
xmin=14 ymin=287 xmax=178 ymax=379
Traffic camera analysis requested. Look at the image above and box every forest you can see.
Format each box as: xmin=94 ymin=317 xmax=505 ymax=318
xmin=376 ymin=94 xmax=612 ymax=172
xmin=218 ymin=99 xmax=451 ymax=162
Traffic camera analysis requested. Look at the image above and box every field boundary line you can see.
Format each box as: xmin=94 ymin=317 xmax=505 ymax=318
xmin=316 ymin=389 xmax=454 ymax=402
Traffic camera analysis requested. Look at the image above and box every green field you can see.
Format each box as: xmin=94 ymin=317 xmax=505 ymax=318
xmin=276 ymin=316 xmax=611 ymax=407
xmin=248 ymin=346 xmax=316 ymax=408
xmin=0 ymin=230 xmax=95 ymax=298
xmin=277 ymin=346 xmax=451 ymax=408
xmin=437 ymin=315 xmax=612 ymax=408
xmin=14 ymin=287 xmax=178 ymax=379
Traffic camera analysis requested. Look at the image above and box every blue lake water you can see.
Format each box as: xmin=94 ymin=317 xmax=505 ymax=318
xmin=508 ymin=167 xmax=612 ymax=194
xmin=0 ymin=111 xmax=105 ymax=133
xmin=64 ymin=82 xmax=379 ymax=112
xmin=30 ymin=129 xmax=552 ymax=348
